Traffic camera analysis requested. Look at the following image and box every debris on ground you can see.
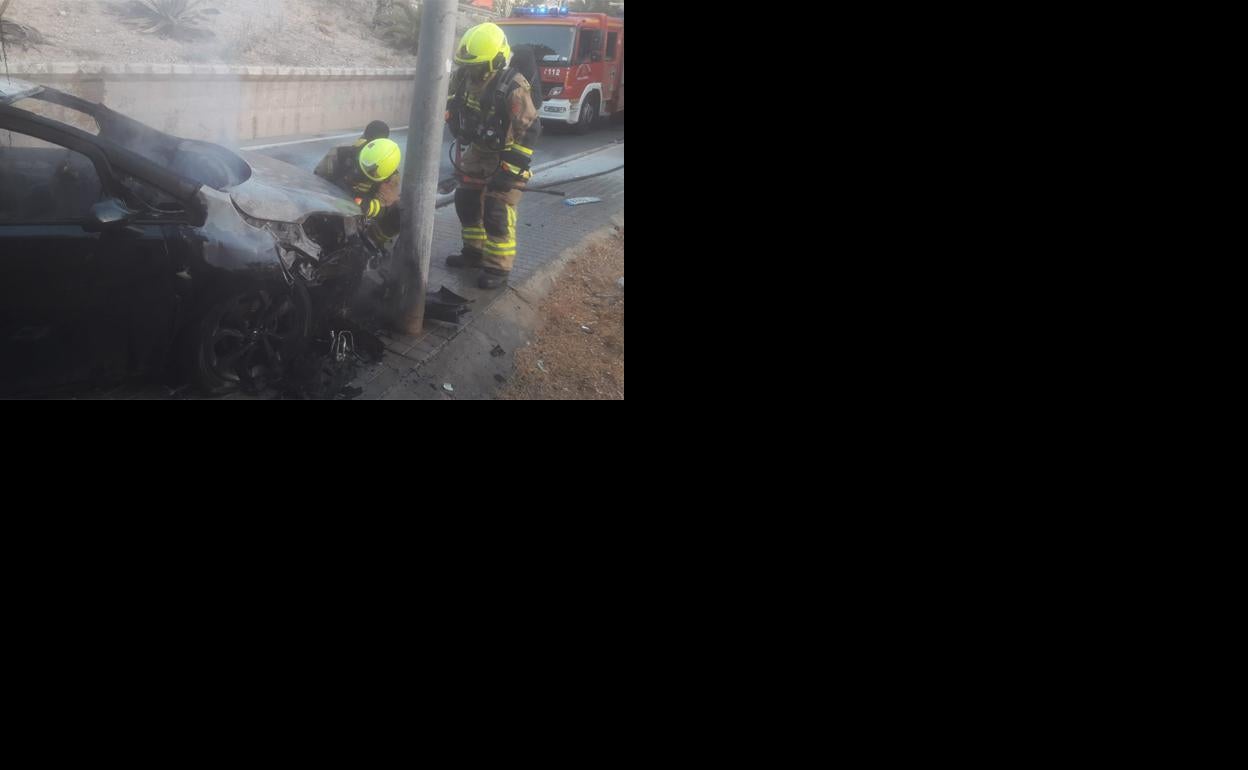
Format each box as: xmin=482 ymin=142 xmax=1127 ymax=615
xmin=442 ymin=383 xmax=454 ymax=393
xmin=491 ymin=345 xmax=506 ymax=357
xmin=564 ymin=197 xmax=603 ymax=207
xmin=278 ymin=319 xmax=385 ymax=400
xmin=341 ymin=319 xmax=387 ymax=362
xmin=424 ymin=286 xmax=474 ymax=324
xmin=500 ymin=228 xmax=624 ymax=400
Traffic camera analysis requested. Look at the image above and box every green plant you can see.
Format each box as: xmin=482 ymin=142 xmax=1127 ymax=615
xmin=115 ymin=0 xmax=221 ymax=42
xmin=1 ymin=0 xmax=46 ymax=52
xmin=1 ymin=20 xmax=45 ymax=51
xmin=380 ymin=1 xmax=420 ymax=54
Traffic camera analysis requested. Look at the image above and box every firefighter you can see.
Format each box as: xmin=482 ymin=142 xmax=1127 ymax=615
xmin=363 ymin=120 xmax=391 ymax=142
xmin=314 ymin=124 xmax=402 ymax=244
xmin=445 ymin=22 xmax=541 ymax=289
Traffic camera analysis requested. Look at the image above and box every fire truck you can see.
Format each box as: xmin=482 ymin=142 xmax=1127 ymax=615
xmin=497 ymin=6 xmax=624 ymax=133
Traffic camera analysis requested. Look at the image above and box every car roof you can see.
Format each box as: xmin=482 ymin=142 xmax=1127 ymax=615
xmin=0 ymin=77 xmax=43 ymax=105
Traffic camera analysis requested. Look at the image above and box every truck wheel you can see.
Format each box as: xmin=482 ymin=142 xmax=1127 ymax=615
xmin=574 ymin=93 xmax=600 ymax=135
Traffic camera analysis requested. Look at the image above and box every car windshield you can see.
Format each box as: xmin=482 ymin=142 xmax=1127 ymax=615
xmin=9 ymin=91 xmax=249 ymax=191
xmin=499 ymin=24 xmax=576 ymax=65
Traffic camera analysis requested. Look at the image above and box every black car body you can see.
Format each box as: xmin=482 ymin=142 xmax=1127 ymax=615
xmin=0 ymin=78 xmax=376 ymax=396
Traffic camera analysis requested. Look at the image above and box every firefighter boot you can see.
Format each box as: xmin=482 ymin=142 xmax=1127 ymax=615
xmin=479 ymin=268 xmax=510 ymax=290
xmin=446 ymin=248 xmax=484 ymax=269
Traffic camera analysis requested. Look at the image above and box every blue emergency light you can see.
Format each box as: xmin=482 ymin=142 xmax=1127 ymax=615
xmin=514 ymin=6 xmax=570 ymax=16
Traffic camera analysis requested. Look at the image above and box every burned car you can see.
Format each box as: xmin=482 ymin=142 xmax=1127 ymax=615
xmin=0 ymin=78 xmax=377 ymax=396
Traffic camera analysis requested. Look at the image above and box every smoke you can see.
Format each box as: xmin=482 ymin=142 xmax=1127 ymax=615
xmin=3 ymin=2 xmax=422 ymax=149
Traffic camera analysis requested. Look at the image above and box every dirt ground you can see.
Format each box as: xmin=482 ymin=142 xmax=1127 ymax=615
xmin=499 ymin=228 xmax=624 ymax=400
xmin=2 ymin=0 xmax=421 ymax=68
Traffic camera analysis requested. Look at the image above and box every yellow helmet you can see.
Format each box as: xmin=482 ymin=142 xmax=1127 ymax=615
xmin=455 ymin=22 xmax=511 ymax=73
xmin=359 ymin=138 xmax=401 ymax=182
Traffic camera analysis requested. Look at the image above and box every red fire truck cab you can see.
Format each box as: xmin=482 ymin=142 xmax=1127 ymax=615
xmin=498 ymin=9 xmax=624 ymax=133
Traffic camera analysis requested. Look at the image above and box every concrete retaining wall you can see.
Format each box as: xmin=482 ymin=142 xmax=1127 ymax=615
xmin=10 ymin=63 xmax=419 ymax=145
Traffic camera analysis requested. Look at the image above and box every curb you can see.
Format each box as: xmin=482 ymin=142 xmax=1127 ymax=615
xmin=374 ymin=214 xmax=624 ymax=400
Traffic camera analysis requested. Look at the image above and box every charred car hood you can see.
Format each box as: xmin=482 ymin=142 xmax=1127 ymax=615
xmin=230 ymin=151 xmax=362 ymax=223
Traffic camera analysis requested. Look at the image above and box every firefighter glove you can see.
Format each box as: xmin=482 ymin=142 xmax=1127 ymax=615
xmin=500 ymin=144 xmax=534 ymax=174
xmin=489 ymin=157 xmax=533 ymax=192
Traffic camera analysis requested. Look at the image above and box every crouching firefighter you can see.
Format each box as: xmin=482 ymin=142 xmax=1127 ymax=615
xmin=445 ymin=22 xmax=541 ymax=290
xmin=314 ymin=127 xmax=403 ymax=247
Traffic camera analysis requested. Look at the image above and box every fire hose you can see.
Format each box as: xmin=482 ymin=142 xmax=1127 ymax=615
xmin=439 ymin=140 xmax=623 ymax=200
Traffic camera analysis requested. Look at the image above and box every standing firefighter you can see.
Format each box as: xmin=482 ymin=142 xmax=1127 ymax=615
xmin=314 ymin=121 xmax=403 ymax=245
xmin=445 ymin=22 xmax=541 ymax=289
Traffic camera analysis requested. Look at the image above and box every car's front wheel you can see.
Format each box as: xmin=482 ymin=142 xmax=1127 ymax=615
xmin=189 ymin=282 xmax=311 ymax=395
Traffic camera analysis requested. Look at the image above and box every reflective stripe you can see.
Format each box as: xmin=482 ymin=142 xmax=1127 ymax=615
xmin=481 ymin=203 xmax=518 ymax=261
xmin=500 ymin=162 xmax=532 ymax=177
xmin=510 ymin=144 xmax=534 ymax=156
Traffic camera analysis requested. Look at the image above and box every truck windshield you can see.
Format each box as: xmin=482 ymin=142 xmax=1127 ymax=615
xmin=499 ymin=24 xmax=576 ymax=65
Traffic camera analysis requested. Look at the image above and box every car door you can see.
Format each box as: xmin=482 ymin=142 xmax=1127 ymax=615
xmin=0 ymin=124 xmax=175 ymax=394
